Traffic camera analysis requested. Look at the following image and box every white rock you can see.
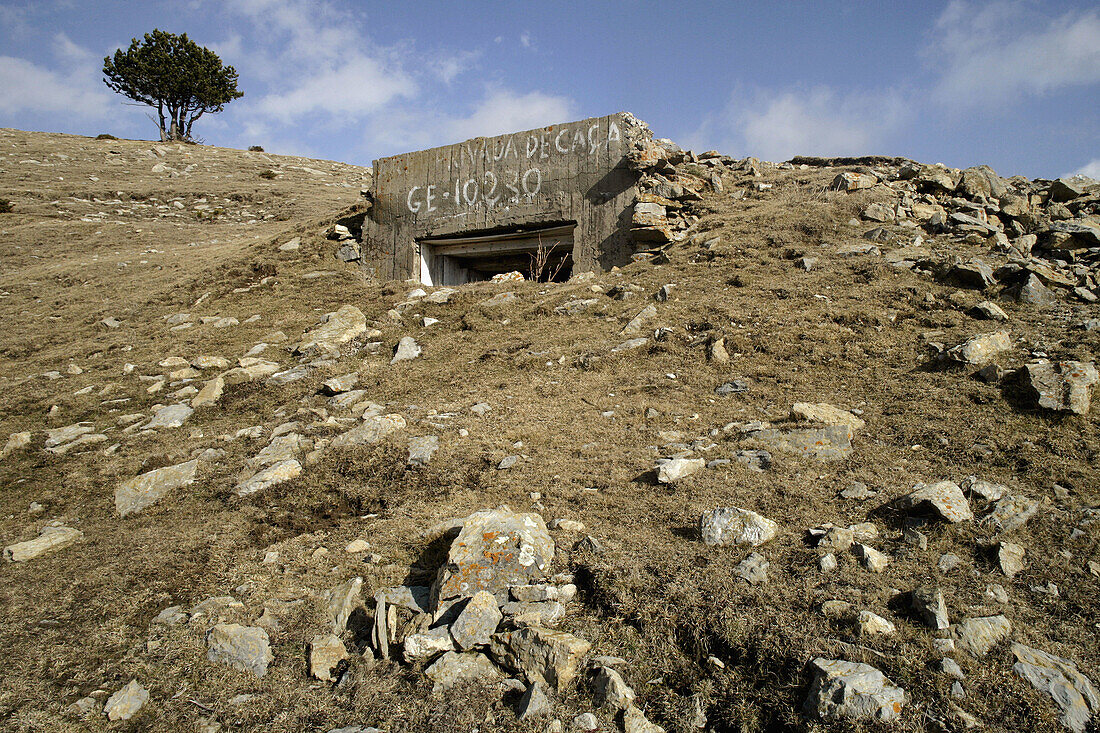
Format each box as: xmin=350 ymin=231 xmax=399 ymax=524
xmin=104 ymin=679 xmax=149 ymax=721
xmin=115 ymin=459 xmax=199 ymax=516
xmin=234 ymin=459 xmax=302 ymax=497
xmin=656 ymin=457 xmax=705 ymax=483
xmin=699 ymin=507 xmax=778 ymax=546
xmin=1012 ymin=643 xmax=1099 ymax=732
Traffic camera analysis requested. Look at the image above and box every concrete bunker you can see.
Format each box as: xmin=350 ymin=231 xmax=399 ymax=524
xmin=362 ymin=112 xmax=692 ymax=285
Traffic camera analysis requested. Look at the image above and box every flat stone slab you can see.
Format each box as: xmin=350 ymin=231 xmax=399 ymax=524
xmin=1011 ymin=643 xmax=1099 ymax=732
xmin=330 ymin=415 xmax=406 ymax=449
xmin=952 ymin=615 xmax=1011 ymax=657
xmin=115 ymin=459 xmax=198 ymax=517
xmin=4 ymin=525 xmax=83 ymax=561
xmin=234 ymin=459 xmax=302 ymax=497
xmin=104 ymin=679 xmax=149 ymax=721
xmin=296 ymin=305 xmax=367 ymax=354
xmin=745 ymin=425 xmax=852 ymax=460
xmin=424 ymin=651 xmax=501 ymax=689
xmin=144 ymin=403 xmax=193 ymax=429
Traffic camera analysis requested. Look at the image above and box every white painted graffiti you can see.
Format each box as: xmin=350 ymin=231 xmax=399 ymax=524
xmin=402 ymin=119 xmax=623 ymax=215
xmin=406 ymin=167 xmax=543 ymax=213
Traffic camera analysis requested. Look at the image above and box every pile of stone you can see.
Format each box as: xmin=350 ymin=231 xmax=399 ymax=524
xmin=824 ymin=160 xmax=1100 ymax=305
xmin=328 ymin=223 xmax=361 ymax=262
xmin=364 ymin=506 xmax=664 ymax=731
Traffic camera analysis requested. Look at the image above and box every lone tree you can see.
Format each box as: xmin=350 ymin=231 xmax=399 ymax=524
xmin=103 ymin=30 xmax=243 ymax=142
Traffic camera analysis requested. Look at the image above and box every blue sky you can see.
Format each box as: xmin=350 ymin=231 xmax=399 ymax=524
xmin=1 ymin=0 xmax=1097 ymax=179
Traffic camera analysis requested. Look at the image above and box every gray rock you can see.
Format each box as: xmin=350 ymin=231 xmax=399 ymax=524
xmin=971 ymin=301 xmax=1008 ymax=321
xmin=498 ymin=455 xmax=520 ymax=470
xmin=656 ymin=457 xmax=704 ymax=483
xmin=309 ymin=634 xmax=348 ymax=681
xmin=434 ymin=508 xmax=554 ymax=606
xmin=941 ymin=657 xmax=965 ymax=680
xmin=997 ymin=542 xmax=1026 ymax=577
xmin=1011 ymin=643 xmax=1099 ymax=732
xmin=852 ymin=543 xmax=890 ymax=572
xmin=911 ymin=586 xmax=950 ymax=630
xmin=296 ymin=305 xmax=367 ymax=354
xmin=952 ymin=615 xmax=1011 ymax=657
xmin=746 ymin=425 xmax=852 ymax=460
xmin=574 ymin=712 xmax=600 ymax=730
xmin=983 ymin=494 xmax=1039 ymax=534
xmin=391 ymin=336 xmax=421 ymax=364
xmin=1019 ymin=360 xmax=1098 ymax=414
xmin=143 ymin=403 xmax=193 ymax=430
xmin=946 ymin=331 xmax=1011 ymax=366
xmin=715 ymin=380 xmax=749 ymax=395
xmin=489 ymin=626 xmax=591 ymax=689
xmin=960 ymin=476 xmax=1007 ymax=503
xmin=501 ymin=600 xmax=566 ymax=628
xmin=104 ymin=679 xmax=149 ymax=721
xmin=424 ymin=651 xmax=501 ymax=689
xmin=4 ymin=525 xmax=83 ymax=561
xmin=322 ymin=373 xmax=359 ymax=394
xmin=115 ymin=459 xmax=199 ymax=517
xmin=517 ymin=682 xmax=553 ymax=719
xmin=329 ymin=414 xmax=406 ymax=449
xmin=325 ymin=577 xmax=363 ymax=635
xmin=1015 ymin=274 xmax=1055 ymax=305
xmin=611 ymin=337 xmax=648 ymax=353
xmin=700 ymin=507 xmax=778 ymax=547
xmin=733 ymin=449 xmax=772 ymax=471
xmin=896 ymin=481 xmax=973 ymax=522
xmin=450 ymin=591 xmax=503 ymax=650
xmin=621 ymin=304 xmax=657 ymax=336
xmin=862 ymin=203 xmax=894 ymax=223
xmin=804 ymin=658 xmax=906 ymax=723
xmin=593 ymin=666 xmax=636 ymax=710
xmin=736 ymin=552 xmax=769 ymax=585
xmin=205 ymin=623 xmax=273 ymax=677
xmin=234 ymin=459 xmax=302 ymax=497
xmin=408 ymin=435 xmax=440 ymax=466
xmin=403 ymin=626 xmax=456 ymax=660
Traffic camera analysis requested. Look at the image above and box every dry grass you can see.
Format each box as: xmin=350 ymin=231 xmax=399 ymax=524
xmin=0 ymin=130 xmax=1096 ymax=732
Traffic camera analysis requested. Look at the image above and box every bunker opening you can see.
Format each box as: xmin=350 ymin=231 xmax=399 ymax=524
xmin=417 ymin=223 xmax=575 ymax=286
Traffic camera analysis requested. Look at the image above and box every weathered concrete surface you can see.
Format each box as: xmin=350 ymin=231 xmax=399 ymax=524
xmin=365 ymin=113 xmax=651 ymax=281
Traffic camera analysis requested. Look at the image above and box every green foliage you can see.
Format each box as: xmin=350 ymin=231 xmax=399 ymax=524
xmin=0 ymin=199 xmax=12 ymax=214
xmin=103 ymin=29 xmax=242 ymax=142
xmin=248 ymin=145 xmax=264 ymax=152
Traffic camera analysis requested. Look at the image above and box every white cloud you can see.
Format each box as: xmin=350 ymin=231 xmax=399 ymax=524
xmin=255 ymin=54 xmax=416 ymax=121
xmin=0 ymin=55 xmax=113 ymax=119
xmin=688 ymin=86 xmax=910 ymax=161
xmin=520 ymin=32 xmax=532 ymax=49
xmin=1066 ymin=158 xmax=1100 ymax=179
xmin=358 ymin=88 xmax=575 ymax=159
xmin=441 ymin=88 xmax=575 ymax=142
xmin=928 ymin=1 xmax=1100 ymax=104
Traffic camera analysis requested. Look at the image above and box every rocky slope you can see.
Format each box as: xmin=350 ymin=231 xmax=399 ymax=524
xmin=0 ymin=127 xmax=1098 ymax=733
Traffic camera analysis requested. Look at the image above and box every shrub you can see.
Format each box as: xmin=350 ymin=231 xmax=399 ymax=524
xmin=248 ymin=145 xmax=264 ymax=152
xmin=0 ymin=199 xmax=12 ymax=213
xmin=259 ymin=169 xmax=277 ymax=180
xmin=96 ymin=133 xmax=118 ymax=140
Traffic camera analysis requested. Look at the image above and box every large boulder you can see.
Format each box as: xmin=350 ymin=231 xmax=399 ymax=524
xmin=1019 ymin=360 xmax=1099 ymax=414
xmin=433 ymin=508 xmax=554 ymax=607
xmin=804 ymin=658 xmax=905 ymax=723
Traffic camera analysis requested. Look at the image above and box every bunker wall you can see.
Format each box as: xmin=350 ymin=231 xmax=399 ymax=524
xmin=363 ymin=112 xmax=650 ymax=282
